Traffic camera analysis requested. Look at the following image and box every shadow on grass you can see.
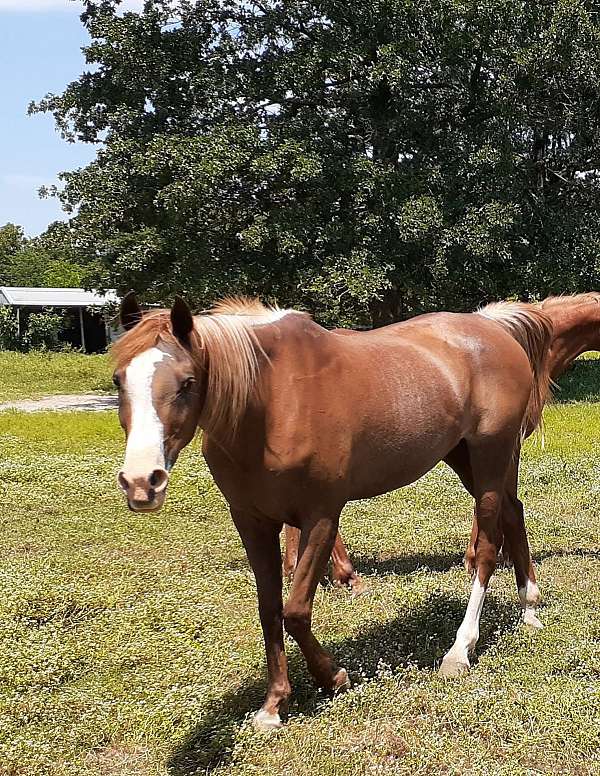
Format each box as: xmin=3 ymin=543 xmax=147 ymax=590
xmin=349 ymin=551 xmax=465 ymax=578
xmin=553 ymin=359 xmax=600 ymax=403
xmin=349 ymin=546 xmax=600 ymax=580
xmin=533 ymin=547 xmax=600 ymax=564
xmin=166 ymin=591 xmax=515 ymax=775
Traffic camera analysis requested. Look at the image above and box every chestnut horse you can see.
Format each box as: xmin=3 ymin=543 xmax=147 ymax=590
xmin=112 ymin=293 xmax=551 ymax=730
xmin=310 ymin=292 xmax=600 ymax=590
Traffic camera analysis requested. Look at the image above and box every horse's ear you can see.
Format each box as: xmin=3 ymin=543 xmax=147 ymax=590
xmin=120 ymin=291 xmax=142 ymax=331
xmin=171 ymin=296 xmax=194 ymax=345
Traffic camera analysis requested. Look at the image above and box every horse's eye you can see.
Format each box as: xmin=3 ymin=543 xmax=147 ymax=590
xmin=113 ymin=373 xmax=121 ymax=389
xmin=179 ymin=377 xmax=195 ymax=394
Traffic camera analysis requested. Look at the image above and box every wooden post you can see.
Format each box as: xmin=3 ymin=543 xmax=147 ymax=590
xmin=16 ymin=307 xmax=20 ymax=338
xmin=79 ymin=307 xmax=87 ymax=353
xmin=103 ymin=311 xmax=111 ymax=347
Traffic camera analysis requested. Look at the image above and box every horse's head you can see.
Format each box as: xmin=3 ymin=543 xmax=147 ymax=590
xmin=113 ymin=293 xmax=203 ymax=512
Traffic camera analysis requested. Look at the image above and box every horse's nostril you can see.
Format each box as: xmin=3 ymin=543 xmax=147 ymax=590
xmin=150 ymin=468 xmax=169 ymax=492
xmin=117 ymin=471 xmax=130 ymax=492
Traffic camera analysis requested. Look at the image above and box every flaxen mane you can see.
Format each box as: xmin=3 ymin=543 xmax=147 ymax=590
xmin=112 ymin=298 xmax=298 ymax=433
xmin=477 ymin=302 xmax=553 ymax=438
xmin=540 ymin=292 xmax=600 ymax=309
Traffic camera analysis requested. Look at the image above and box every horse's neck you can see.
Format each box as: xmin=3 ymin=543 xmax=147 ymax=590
xmin=548 ymin=303 xmax=600 ymax=379
xmin=198 ymin=312 xmax=319 ymax=439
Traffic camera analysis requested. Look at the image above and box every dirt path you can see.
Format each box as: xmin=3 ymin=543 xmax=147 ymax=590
xmin=0 ymin=394 xmax=118 ymax=412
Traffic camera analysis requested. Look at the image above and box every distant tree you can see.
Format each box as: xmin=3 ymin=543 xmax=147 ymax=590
xmin=31 ymin=0 xmax=600 ymax=325
xmin=0 ymin=224 xmax=27 ymax=284
xmin=0 ymin=221 xmax=89 ymax=288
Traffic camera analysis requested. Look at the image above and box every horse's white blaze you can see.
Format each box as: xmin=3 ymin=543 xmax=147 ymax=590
xmin=123 ymin=347 xmax=170 ymax=475
xmin=443 ymin=577 xmax=487 ymax=667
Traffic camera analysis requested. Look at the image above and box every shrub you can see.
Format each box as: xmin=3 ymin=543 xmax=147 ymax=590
xmin=0 ymin=307 xmax=19 ymax=351
xmin=22 ymin=312 xmax=64 ymax=351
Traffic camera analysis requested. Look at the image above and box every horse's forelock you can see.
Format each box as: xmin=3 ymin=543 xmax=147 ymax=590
xmin=111 ymin=310 xmax=175 ymax=372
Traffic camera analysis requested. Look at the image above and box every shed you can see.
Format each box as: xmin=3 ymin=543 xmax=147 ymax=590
xmin=0 ymin=287 xmax=118 ymax=352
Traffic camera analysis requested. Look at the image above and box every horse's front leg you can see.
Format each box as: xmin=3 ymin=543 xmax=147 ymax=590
xmin=284 ymin=524 xmax=362 ymax=593
xmin=465 ymin=507 xmax=509 ymax=574
xmin=283 ymin=513 xmax=350 ymax=691
xmin=231 ymin=510 xmax=290 ymax=731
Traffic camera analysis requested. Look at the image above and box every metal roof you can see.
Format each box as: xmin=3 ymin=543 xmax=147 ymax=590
xmin=0 ymin=287 xmax=118 ymax=308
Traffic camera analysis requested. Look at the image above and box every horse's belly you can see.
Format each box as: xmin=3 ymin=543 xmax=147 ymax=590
xmin=345 ymin=417 xmax=463 ymax=500
xmin=346 ymin=456 xmax=442 ymax=500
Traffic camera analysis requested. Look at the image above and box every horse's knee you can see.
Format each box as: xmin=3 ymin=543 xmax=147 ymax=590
xmin=283 ymin=604 xmax=310 ymax=639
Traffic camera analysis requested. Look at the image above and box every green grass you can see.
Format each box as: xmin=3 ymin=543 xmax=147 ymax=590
xmin=0 ymin=351 xmax=113 ymax=402
xmin=1 ymin=396 xmax=600 ymax=775
xmin=554 ymin=351 xmax=600 ymax=404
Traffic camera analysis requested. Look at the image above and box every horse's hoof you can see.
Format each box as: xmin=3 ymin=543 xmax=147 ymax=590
xmin=522 ymin=609 xmax=544 ymax=630
xmin=333 ymin=667 xmax=351 ymax=692
xmin=348 ymin=575 xmax=367 ymax=597
xmin=333 ymin=572 xmax=366 ymax=596
xmin=253 ymin=709 xmax=282 ymax=731
xmin=439 ymin=655 xmax=470 ymax=678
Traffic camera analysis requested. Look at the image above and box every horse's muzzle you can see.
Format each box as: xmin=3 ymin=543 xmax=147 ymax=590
xmin=117 ymin=467 xmax=169 ymax=512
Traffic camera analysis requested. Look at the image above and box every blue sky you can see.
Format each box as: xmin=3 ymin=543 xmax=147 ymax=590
xmin=0 ymin=0 xmax=143 ymax=236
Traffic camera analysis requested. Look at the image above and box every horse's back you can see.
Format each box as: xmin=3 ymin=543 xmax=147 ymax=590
xmin=206 ymin=310 xmax=536 ymax=514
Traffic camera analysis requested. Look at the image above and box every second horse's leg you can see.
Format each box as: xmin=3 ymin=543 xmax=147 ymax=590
xmin=283 ymin=524 xmax=300 ymax=579
xmin=284 ymin=524 xmax=362 ymax=593
xmin=331 ymin=532 xmax=363 ymax=593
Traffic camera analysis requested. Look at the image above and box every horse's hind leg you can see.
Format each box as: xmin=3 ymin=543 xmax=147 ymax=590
xmin=500 ymin=457 xmax=543 ymax=629
xmin=440 ymin=435 xmax=514 ymax=677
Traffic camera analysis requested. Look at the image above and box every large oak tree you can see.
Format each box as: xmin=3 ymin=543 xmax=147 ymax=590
xmin=34 ymin=0 xmax=600 ymax=324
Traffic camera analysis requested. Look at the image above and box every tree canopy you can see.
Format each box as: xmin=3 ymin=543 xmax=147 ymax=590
xmin=0 ymin=222 xmax=89 ymax=289
xmin=32 ymin=0 xmax=600 ymax=325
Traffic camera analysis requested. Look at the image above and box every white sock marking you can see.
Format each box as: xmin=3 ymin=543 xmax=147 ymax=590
xmin=444 ymin=576 xmax=487 ymax=667
xmin=519 ymin=579 xmax=543 ymax=629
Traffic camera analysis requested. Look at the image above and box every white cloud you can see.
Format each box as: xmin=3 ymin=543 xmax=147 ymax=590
xmin=0 ymin=0 xmax=144 ymax=11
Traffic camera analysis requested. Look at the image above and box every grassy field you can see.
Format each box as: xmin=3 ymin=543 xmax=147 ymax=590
xmin=0 ymin=352 xmax=112 ymax=402
xmin=1 ymin=359 xmax=600 ymax=774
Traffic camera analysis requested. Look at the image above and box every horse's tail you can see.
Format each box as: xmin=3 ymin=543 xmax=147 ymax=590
xmin=477 ymin=302 xmax=553 ymax=438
